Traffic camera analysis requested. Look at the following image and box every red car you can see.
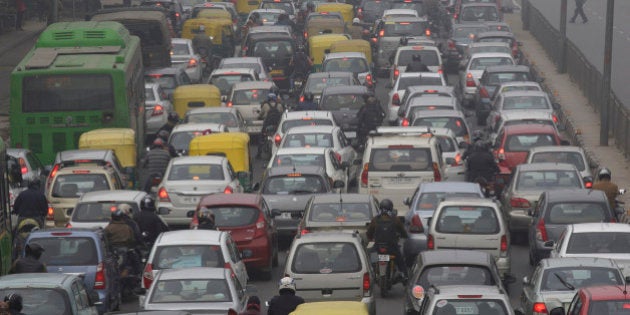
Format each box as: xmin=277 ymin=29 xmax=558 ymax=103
xmin=493 ymin=123 xmax=568 ymax=174
xmin=190 ymin=193 xmax=279 ymax=279
xmin=549 ymin=285 xmax=630 ymax=315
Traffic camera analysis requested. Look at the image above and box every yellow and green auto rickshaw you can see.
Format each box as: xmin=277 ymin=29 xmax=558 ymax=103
xmin=304 ymin=16 xmax=346 ymax=40
xmin=78 ymin=128 xmax=138 ymax=188
xmin=315 ymin=3 xmax=354 ymax=24
xmin=172 ymin=84 xmax=222 ymax=118
xmin=308 ymin=33 xmax=351 ymax=71
xmin=181 ymin=17 xmax=236 ymax=58
xmin=290 ymin=302 xmax=370 ymax=315
xmin=236 ymin=0 xmax=261 ymax=22
xmin=330 ymin=39 xmax=372 ymax=64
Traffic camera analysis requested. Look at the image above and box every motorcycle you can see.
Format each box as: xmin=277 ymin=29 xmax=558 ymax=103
xmin=113 ymin=246 xmax=142 ymax=302
xmin=257 ymin=124 xmax=276 ymax=161
xmin=144 ymin=172 xmax=163 ymax=196
xmin=371 ymin=242 xmax=403 ymax=297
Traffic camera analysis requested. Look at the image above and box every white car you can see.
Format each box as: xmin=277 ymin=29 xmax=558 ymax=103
xmin=459 ymin=52 xmax=515 ymax=107
xmin=387 ymin=72 xmax=446 ymax=124
xmin=167 ymin=123 xmax=227 ymax=156
xmin=549 ymin=223 xmax=630 ymax=276
xmin=141 ymin=229 xmax=248 ymax=291
xmin=272 ymin=111 xmax=338 ymax=157
xmin=382 ymin=8 xmax=418 ymax=19
xmin=208 ymin=68 xmax=261 ymax=98
xmin=278 ymin=125 xmax=359 ymax=183
xmin=459 ymin=42 xmax=512 ymax=69
xmin=268 ymin=147 xmax=349 ymax=191
xmin=398 ymin=94 xmax=460 ymax=126
xmin=156 ymin=156 xmax=244 ymax=226
xmin=487 ymin=90 xmax=558 ymax=128
xmin=170 ymin=38 xmax=203 ymax=83
xmin=145 ymin=83 xmax=174 ymax=137
xmin=407 ymin=109 xmax=471 ymax=144
xmin=218 ymin=57 xmax=271 ymax=81
xmin=390 ymin=45 xmax=444 ymax=87
xmin=427 ymin=127 xmax=466 ymax=182
xmin=182 ymin=107 xmax=248 ymax=133
xmin=247 ymin=9 xmax=285 ymax=25
xmin=227 ymin=81 xmax=279 ymax=135
xmin=490 ymin=81 xmax=543 ymax=103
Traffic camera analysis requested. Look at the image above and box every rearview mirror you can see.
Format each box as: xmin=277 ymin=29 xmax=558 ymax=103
xmin=543 ymin=240 xmax=554 ymax=248
xmin=403 ymin=197 xmax=411 ymax=206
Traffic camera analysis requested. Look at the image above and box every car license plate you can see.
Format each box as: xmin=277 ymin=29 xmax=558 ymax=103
xmin=270 ymin=69 xmax=283 ymax=76
xmin=344 ymin=131 xmax=356 ymax=139
xmin=378 ymin=254 xmax=390 ymax=262
xmin=281 ymin=212 xmax=292 ymax=219
xmin=387 ymin=177 xmax=412 ymax=184
xmin=456 ymin=306 xmax=475 ymax=314
xmin=183 ymin=197 xmax=199 ymax=204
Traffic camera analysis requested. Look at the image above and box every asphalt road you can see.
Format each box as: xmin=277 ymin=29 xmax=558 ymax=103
xmin=528 ymin=0 xmax=630 ymax=106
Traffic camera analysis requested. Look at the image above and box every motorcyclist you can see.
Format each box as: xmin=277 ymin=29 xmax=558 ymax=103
xmin=104 ymin=209 xmax=137 ymax=249
xmin=406 ymin=54 xmax=430 ymax=72
xmin=289 ymin=45 xmax=313 ymax=92
xmin=461 ymin=130 xmax=485 ymax=161
xmin=366 ymin=199 xmax=409 ymax=282
xmin=257 ymin=93 xmax=285 ymax=158
xmin=267 ymin=277 xmax=305 ymax=315
xmin=156 ymin=112 xmax=180 ymax=137
xmin=143 ymin=138 xmax=172 ymax=193
xmin=4 ymin=294 xmax=24 ymax=315
xmin=118 ymin=204 xmax=144 ymax=249
xmin=9 ymin=243 xmax=46 ymax=274
xmin=157 ymin=130 xmax=177 ymax=157
xmin=196 ymin=208 xmax=217 ymax=230
xmin=12 ymin=179 xmax=48 ymax=228
xmin=296 ymin=92 xmax=318 ymax=111
xmin=592 ymin=167 xmax=619 ymax=209
xmin=134 ymin=196 xmax=169 ymax=246
xmin=356 ymin=95 xmax=385 ymax=144
xmin=465 ymin=140 xmax=499 ymax=183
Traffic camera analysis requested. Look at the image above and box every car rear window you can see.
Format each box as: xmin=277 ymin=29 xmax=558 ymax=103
xmin=503 ymin=119 xmax=553 ymax=130
xmin=185 ymin=112 xmax=238 ymax=127
xmin=292 ymin=242 xmax=361 ymax=273
xmin=263 ymin=175 xmax=327 ymax=194
xmin=73 ymin=202 xmax=137 ymax=222
xmin=305 ymin=77 xmax=353 ymax=94
xmin=281 ymin=119 xmax=333 ymax=133
xmin=383 ymin=21 xmax=428 ymax=37
xmin=567 ymin=232 xmax=630 ymax=254
xmin=145 ymin=75 xmax=177 ymax=89
xmin=232 ymin=89 xmax=268 ymax=105
xmin=369 ymin=147 xmax=433 ymax=172
xmin=545 ymin=202 xmax=609 ymax=224
xmin=321 ymin=93 xmax=366 ymax=110
xmin=167 ymin=164 xmax=225 ymax=181
xmin=436 ymin=206 xmax=499 ymax=234
xmin=397 ymin=50 xmax=440 ymax=67
xmin=412 ymin=117 xmax=467 ymax=137
xmin=171 ymin=42 xmax=191 ymax=56
xmin=542 ymin=267 xmax=622 ymax=291
xmin=469 ymin=45 xmax=511 ymax=55
xmin=530 ymin=152 xmax=586 ymax=171
xmin=51 ymin=173 xmax=109 ymax=198
xmin=398 ymin=76 xmax=444 ymax=90
xmin=502 ymin=95 xmax=549 ymax=110
xmin=153 ymin=245 xmax=224 ymax=269
xmin=272 ymin=154 xmax=326 ymax=168
xmin=150 ymin=279 xmax=232 ymax=303
xmin=0 ymin=288 xmax=70 ymax=315
xmin=221 ymin=63 xmax=263 ymax=74
xmin=261 ymin=2 xmax=294 ymax=14
xmin=487 ymin=72 xmax=531 ymax=85
xmin=505 ymin=134 xmax=555 ymax=152
xmin=417 ymin=265 xmax=495 ymax=287
xmin=478 ymin=37 xmax=514 ymax=45
xmin=460 ymin=6 xmax=499 ymax=22
xmin=31 ymin=237 xmax=98 ymax=266
xmin=252 ymin=40 xmax=293 ymax=59
xmin=469 ymin=57 xmax=513 ymax=70
xmin=323 ymin=58 xmax=369 ymax=74
xmin=435 ymin=136 xmax=457 ymax=152
xmin=452 ymin=26 xmax=488 ymax=38
xmin=211 ymin=75 xmax=254 ymax=94
xmin=207 ymin=207 xmax=260 ymax=227
xmin=309 ymin=203 xmax=372 ymax=222
xmin=282 ymin=133 xmax=333 ymax=148
xmin=430 ymin=300 xmax=508 ymax=315
xmin=415 ymin=192 xmax=482 ymax=211
xmin=516 ymin=170 xmax=582 ymax=190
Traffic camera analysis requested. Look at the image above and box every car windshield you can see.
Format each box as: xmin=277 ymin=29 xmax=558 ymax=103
xmin=431 ymin=300 xmax=508 ymax=315
xmin=323 ymin=58 xmax=368 ymax=73
xmin=469 ymin=57 xmax=514 ymax=70
xmin=305 ymin=77 xmax=353 ymax=94
xmin=499 ymin=85 xmax=541 ymax=95
xmin=415 ymin=192 xmax=481 ymax=211
xmin=545 ymin=202 xmax=608 ymax=224
xmin=398 ymin=76 xmax=443 ymax=90
xmin=363 ymin=0 xmax=389 ymax=11
xmin=263 ymin=175 xmax=326 ymax=194
xmin=369 ymin=148 xmax=433 ymax=172
xmin=390 ymin=2 xmax=424 ymax=15
xmin=412 ymin=117 xmax=467 ymax=137
xmin=208 ymin=206 xmax=260 ymax=227
xmin=478 ymin=37 xmax=514 ymax=45
xmin=145 ymin=87 xmax=157 ymax=101
xmin=383 ymin=21 xmax=428 ymax=37
xmin=153 ymin=245 xmax=224 ymax=269
xmin=221 ymin=63 xmax=262 ymax=74
xmin=503 ymin=119 xmax=553 ymax=131
xmin=502 ymin=95 xmax=549 ymax=110
xmin=530 ymin=152 xmax=586 ymax=171
xmin=281 ymin=119 xmax=334 ymax=132
xmin=282 ymin=133 xmax=334 ymax=148
xmin=588 ymin=301 xmax=630 ymax=313
xmin=73 ymin=202 xmax=137 ymax=222
xmin=211 ymin=75 xmax=254 ymax=95
xmin=567 ymin=232 xmax=630 ymax=254
xmin=292 ymin=242 xmax=361 ymax=273
xmin=31 ymin=237 xmax=98 ymax=266
xmin=436 ymin=206 xmax=499 ymax=234
xmin=417 ymin=265 xmax=495 ymax=287
xmin=167 ymin=164 xmax=225 ymax=181
xmin=253 ymin=40 xmax=293 ymax=58
xmin=460 ymin=6 xmax=499 ymax=22
xmin=261 ymin=2 xmax=294 ymax=14
xmin=171 ymin=42 xmax=191 ymax=56
xmin=398 ymin=50 xmax=440 ymax=67
xmin=505 ymin=133 xmax=556 ymax=152
xmin=516 ymin=170 xmax=581 ymax=190
xmin=149 ymin=279 xmax=232 ymax=303
xmin=452 ymin=26 xmax=488 ymax=39
xmin=232 ymin=89 xmax=268 ymax=105
xmin=272 ymin=154 xmax=326 ymax=168
xmin=321 ymin=93 xmax=366 ymax=110
xmin=542 ymin=267 xmax=622 ymax=291
xmin=487 ymin=72 xmax=531 ymax=85
xmin=0 ymin=288 xmax=70 ymax=315
xmin=309 ymin=202 xmax=371 ymax=222
xmin=51 ymin=173 xmax=109 ymax=198
xmin=257 ymin=11 xmax=282 ymax=23
xmin=185 ymin=112 xmax=238 ymax=127
xmin=145 ymin=74 xmax=177 ymax=89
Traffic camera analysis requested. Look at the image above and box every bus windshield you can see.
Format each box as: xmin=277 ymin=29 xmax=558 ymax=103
xmin=22 ymin=74 xmax=114 ymax=112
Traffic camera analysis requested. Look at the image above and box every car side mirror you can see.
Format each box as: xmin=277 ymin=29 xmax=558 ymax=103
xmin=333 ymin=180 xmax=345 ymax=189
xmin=522 ymin=276 xmax=529 ymax=285
xmin=221 ymin=95 xmax=227 ymax=102
xmin=543 ymin=240 xmax=554 ymax=248
xmin=271 ymin=209 xmax=282 ymax=217
xmin=252 ymin=182 xmax=260 ymax=191
xmin=549 ymin=307 xmax=565 ymax=315
xmin=403 ymin=197 xmax=411 ymax=206
xmin=186 ymin=210 xmax=196 ymax=218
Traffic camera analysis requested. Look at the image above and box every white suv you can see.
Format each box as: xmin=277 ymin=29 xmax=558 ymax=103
xmin=389 ymin=45 xmax=444 ymax=87
xmin=358 ymin=126 xmax=446 ymax=217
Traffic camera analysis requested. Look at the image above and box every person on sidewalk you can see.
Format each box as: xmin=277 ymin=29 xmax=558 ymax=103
xmin=15 ymin=0 xmax=26 ymax=30
xmin=569 ymin=0 xmax=587 ymax=24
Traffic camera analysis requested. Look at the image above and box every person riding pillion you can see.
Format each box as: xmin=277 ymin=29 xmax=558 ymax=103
xmin=366 ymin=199 xmax=409 ymax=281
xmin=267 ymin=277 xmax=305 ymax=315
xmin=356 ymin=95 xmax=385 ymax=143
xmin=13 ymin=178 xmax=48 ymax=228
xmin=9 ymin=243 xmax=46 ymax=274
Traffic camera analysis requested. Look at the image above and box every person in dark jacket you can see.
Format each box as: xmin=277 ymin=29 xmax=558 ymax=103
xmin=196 ymin=208 xmax=216 ymax=230
xmin=104 ymin=210 xmax=136 ymax=248
xmin=267 ymin=277 xmax=304 ymax=315
xmin=134 ymin=196 xmax=168 ymax=246
xmin=239 ymin=295 xmax=262 ymax=315
xmin=4 ymin=294 xmax=24 ymax=315
xmin=13 ymin=179 xmax=48 ymax=228
xmin=406 ymin=54 xmax=430 ymax=72
xmin=356 ymin=96 xmax=385 ymax=144
xmin=465 ymin=141 xmax=499 ymax=183
xmin=143 ymin=138 xmax=171 ymax=192
xmin=366 ymin=199 xmax=408 ymax=280
xmin=569 ymin=0 xmax=587 ymax=23
xmin=9 ymin=243 xmax=46 ymax=274
xmin=295 ymin=92 xmax=317 ymax=111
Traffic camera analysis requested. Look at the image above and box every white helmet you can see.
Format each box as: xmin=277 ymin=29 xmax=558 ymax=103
xmin=278 ymin=277 xmax=296 ymax=293
xmin=117 ymin=203 xmax=133 ymax=216
xmin=352 ymin=17 xmax=360 ymax=24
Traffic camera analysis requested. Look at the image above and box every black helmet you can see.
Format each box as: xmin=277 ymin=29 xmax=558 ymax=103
xmin=304 ymin=92 xmax=314 ymax=101
xmin=198 ymin=208 xmax=214 ymax=223
xmin=111 ymin=209 xmax=124 ymax=220
xmin=5 ymin=294 xmax=23 ymax=312
xmin=25 ymin=243 xmax=44 ymax=259
xmin=168 ymin=112 xmax=180 ymax=123
xmin=141 ymin=196 xmax=156 ymax=212
xmin=158 ymin=130 xmax=170 ymax=141
xmin=28 ymin=178 xmax=41 ymax=190
xmin=598 ymin=167 xmax=612 ymax=180
xmin=379 ymin=199 xmax=393 ymax=213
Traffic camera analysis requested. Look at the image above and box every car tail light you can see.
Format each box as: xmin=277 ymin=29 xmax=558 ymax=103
xmin=224 ymin=262 xmax=235 ymax=278
xmin=552 ymin=114 xmax=558 ymax=123
xmin=447 ymin=40 xmax=456 ymax=50
xmin=94 ymin=262 xmax=106 ymax=290
xmin=360 ymin=163 xmax=369 ymax=187
xmin=452 ymin=152 xmax=462 ymax=166
xmin=427 ymin=234 xmax=434 ymax=250
xmin=151 ymin=104 xmax=164 ymax=117
xmin=304 ymin=31 xmax=308 ymax=38
xmin=409 ymin=214 xmax=423 ymax=233
xmin=366 ymin=74 xmax=373 ymax=86
xmin=143 ymin=263 xmax=154 ymax=288
xmin=535 ymin=219 xmax=548 ymax=242
xmin=253 ymin=212 xmax=266 ymax=238
xmin=401 ymin=118 xmax=410 ymax=127
xmin=18 ymin=158 xmax=27 ymax=174
xmin=438 ymin=66 xmax=443 ymax=75
xmin=500 ymin=235 xmax=508 ymax=256
xmin=158 ymin=187 xmax=170 ymax=202
xmin=379 ymin=29 xmax=384 ymax=37
xmin=47 ymin=206 xmax=54 ymax=221
xmin=65 ymin=222 xmax=72 ymax=228
xmin=533 ymin=302 xmax=548 ymax=315
xmin=497 ymin=148 xmax=506 ymax=160
xmin=510 ymin=197 xmax=531 ymax=209
xmin=479 ymin=87 xmax=489 ymax=99
xmin=299 ymin=95 xmax=305 ymax=103
xmin=300 ymin=228 xmax=309 ymax=235
xmin=274 ymin=134 xmax=282 ymax=146
xmin=187 ymin=58 xmax=197 ymax=68
xmin=334 ymin=152 xmax=342 ymax=162
xmin=453 ymin=13 xmax=458 ymax=20
xmin=393 ymin=67 xmax=399 ymax=80
xmin=228 ymin=309 xmax=238 ymax=315
xmin=371 ymin=37 xmax=377 ymax=44
xmin=465 ymin=73 xmax=476 ymax=87
xmin=362 ymin=272 xmax=370 ymax=296
xmin=425 ymin=28 xmax=431 ymax=36
xmin=224 ymin=186 xmax=233 ymax=194
xmin=432 ymin=162 xmax=441 ymax=182
xmin=357 ymin=8 xmax=363 ymax=19
xmin=47 ymin=164 xmax=60 ymax=188
xmin=227 ymin=101 xmax=233 ymax=107
xmin=584 ymin=180 xmax=593 ymax=188
xmin=392 ymin=93 xmax=400 ymax=106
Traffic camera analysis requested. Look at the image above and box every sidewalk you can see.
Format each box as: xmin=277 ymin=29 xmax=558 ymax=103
xmin=504 ymin=10 xmax=630 ymax=204
xmin=0 ymin=19 xmax=47 ymax=57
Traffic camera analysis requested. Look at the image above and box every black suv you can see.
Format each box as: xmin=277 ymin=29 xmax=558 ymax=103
xmin=140 ymin=0 xmax=184 ymax=34
xmin=244 ymin=33 xmax=295 ymax=91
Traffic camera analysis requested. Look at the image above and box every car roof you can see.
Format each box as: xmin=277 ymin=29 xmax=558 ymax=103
xmin=171 ymin=38 xmax=191 ymax=44
xmin=500 ymin=90 xmax=549 ymax=98
xmin=284 ymin=125 xmax=336 ymax=134
xmin=295 ymin=231 xmax=360 ymax=242
xmin=186 ymin=107 xmax=237 ymax=115
xmin=543 ymin=189 xmax=607 ymax=203
xmin=437 ymin=197 xmax=498 ymax=208
xmin=398 ymin=72 xmax=443 ymax=78
xmin=384 ymin=8 xmax=417 ymax=14
xmin=322 ymin=85 xmax=369 ymax=95
xmin=55 ymin=164 xmax=112 ymax=175
xmin=570 ymin=222 xmax=630 ymax=233
xmin=0 ymin=273 xmax=81 ymax=287
xmin=469 ymin=42 xmax=510 ymax=48
xmin=171 ymin=123 xmax=225 ymax=132
xmin=406 ymin=85 xmax=454 ymax=93
xmin=56 ymin=149 xmax=112 ymax=162
xmin=156 ymin=229 xmax=223 ymax=244
xmin=251 ymin=8 xmax=285 ymax=13
xmin=540 ymin=257 xmax=619 ymax=269
xmin=500 ymin=110 xmax=552 ymax=120
xmin=232 ymin=81 xmax=276 ymax=89
xmin=30 ymin=228 xmax=103 ymax=237
xmin=431 ymin=285 xmax=505 ymax=296
xmin=461 ymin=2 xmax=499 ymax=8
xmin=221 ymin=57 xmax=263 ymax=64
xmin=580 ymin=285 xmax=630 ymax=301
xmin=157 ymin=267 xmax=228 ymax=280
xmin=384 ymin=16 xmax=427 ymax=22
xmin=469 ymin=52 xmax=513 ymax=59
xmin=310 ymin=193 xmax=372 ymax=203
xmin=484 ymin=65 xmax=531 ymax=73
xmin=248 ymin=25 xmax=291 ymax=34
xmin=266 ymin=165 xmax=327 ymax=176
xmin=275 ymin=147 xmax=328 ymax=155
xmin=308 ymin=71 xmax=355 ymax=79
xmin=170 ymin=156 xmax=226 ymax=165
xmin=78 ymin=190 xmax=146 ymax=202
xmin=419 ymin=249 xmax=493 ymax=265
xmin=502 ymin=123 xmax=556 ymax=134
xmin=409 ymin=96 xmax=455 ymax=106
xmin=528 ymin=145 xmax=584 ymax=154
xmin=517 ymin=162 xmax=579 ymax=171
xmin=211 ymin=68 xmax=257 ymax=75
xmin=324 ymin=52 xmax=367 ymax=59
xmin=397 ymin=45 xmax=440 ymax=52
xmin=199 ymin=193 xmax=262 ymax=207
xmin=419 ymin=182 xmax=483 ymax=193
xmin=412 ymin=109 xmax=465 ymax=118
xmin=476 ymin=31 xmax=515 ymax=38
xmin=282 ymin=110 xmax=334 ymax=119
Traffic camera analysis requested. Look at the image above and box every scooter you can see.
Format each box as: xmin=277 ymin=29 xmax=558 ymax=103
xmin=114 ymin=246 xmax=142 ymax=302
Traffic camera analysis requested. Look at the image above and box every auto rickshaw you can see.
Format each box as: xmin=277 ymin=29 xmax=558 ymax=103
xmin=308 ymin=34 xmax=351 ymax=71
xmin=196 ymin=9 xmax=232 ymax=20
xmin=188 ymin=132 xmax=253 ymax=191
xmin=304 ymin=17 xmax=346 ymax=40
xmin=172 ymin=84 xmax=222 ymax=118
xmin=236 ymin=0 xmax=260 ymax=23
xmin=330 ymin=39 xmax=372 ymax=64
xmin=315 ymin=3 xmax=354 ymax=24
xmin=181 ymin=18 xmax=236 ymax=58
xmin=290 ymin=302 xmax=370 ymax=315
xmin=78 ymin=128 xmax=138 ymax=188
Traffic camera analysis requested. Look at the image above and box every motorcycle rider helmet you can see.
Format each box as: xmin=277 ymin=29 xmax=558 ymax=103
xmin=598 ymin=167 xmax=612 ymax=180
xmin=4 ymin=294 xmax=23 ymax=312
xmin=111 ymin=208 xmax=125 ymax=220
xmin=267 ymin=93 xmax=278 ymax=102
xmin=352 ymin=17 xmax=360 ymax=24
xmin=118 ymin=203 xmax=133 ymax=217
xmin=168 ymin=112 xmax=180 ymax=123
xmin=278 ymin=276 xmax=296 ymax=293
xmin=379 ymin=199 xmax=394 ymax=214
xmin=28 ymin=178 xmax=41 ymax=190
xmin=140 ymin=196 xmax=157 ymax=212
xmin=25 ymin=243 xmax=44 ymax=259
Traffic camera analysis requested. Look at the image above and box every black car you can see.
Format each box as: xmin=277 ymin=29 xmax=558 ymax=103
xmin=357 ymin=0 xmax=390 ymax=24
xmin=140 ymin=0 xmax=184 ymax=34
xmin=244 ymin=33 xmax=295 ymax=91
xmin=319 ymin=85 xmax=371 ymax=139
xmin=441 ymin=24 xmax=489 ymax=73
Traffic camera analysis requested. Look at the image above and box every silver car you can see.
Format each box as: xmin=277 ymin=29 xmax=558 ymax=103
xmin=182 ymin=107 xmax=248 ymax=133
xmin=458 ymin=52 xmax=514 ymax=108
xmin=322 ymin=52 xmax=374 ymax=89
xmin=170 ymin=38 xmax=203 ymax=83
xmin=525 ymin=146 xmax=593 ymax=179
xmin=487 ymin=90 xmax=559 ymax=128
xmin=145 ymin=83 xmax=175 ymax=137
xmin=218 ymin=57 xmax=271 ymax=81
xmin=167 ymin=123 xmax=227 ymax=156
xmin=68 ymin=190 xmax=160 ymax=229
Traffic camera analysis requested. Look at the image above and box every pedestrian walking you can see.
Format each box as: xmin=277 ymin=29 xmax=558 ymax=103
xmin=569 ymin=0 xmax=587 ymax=24
xmin=15 ymin=0 xmax=26 ymax=30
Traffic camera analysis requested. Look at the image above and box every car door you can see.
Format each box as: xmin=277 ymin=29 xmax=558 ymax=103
xmin=520 ymin=263 xmax=541 ymax=313
xmin=73 ymin=279 xmax=98 ymax=315
xmin=225 ymin=234 xmax=248 ymax=287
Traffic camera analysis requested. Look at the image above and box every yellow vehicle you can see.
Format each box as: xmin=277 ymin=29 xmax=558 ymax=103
xmin=236 ymin=0 xmax=261 ymax=21
xmin=188 ymin=132 xmax=253 ymax=191
xmin=330 ymin=39 xmax=372 ymax=64
xmin=196 ymin=9 xmax=232 ymax=20
xmin=290 ymin=302 xmax=369 ymax=315
xmin=78 ymin=128 xmax=138 ymax=188
xmin=172 ymin=84 xmax=222 ymax=118
xmin=305 ymin=17 xmax=346 ymax=40
xmin=315 ymin=3 xmax=354 ymax=24
xmin=181 ymin=18 xmax=236 ymax=57
xmin=308 ymin=34 xmax=350 ymax=71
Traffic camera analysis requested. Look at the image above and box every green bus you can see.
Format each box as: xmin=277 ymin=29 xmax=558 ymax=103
xmin=0 ymin=141 xmax=13 ymax=275
xmin=9 ymin=21 xmax=146 ymax=165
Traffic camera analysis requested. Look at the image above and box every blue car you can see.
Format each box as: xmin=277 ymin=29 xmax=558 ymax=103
xmin=25 ymin=228 xmax=121 ymax=314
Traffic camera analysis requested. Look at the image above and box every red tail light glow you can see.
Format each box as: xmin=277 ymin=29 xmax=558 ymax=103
xmin=432 ymin=162 xmax=441 ymax=181
xmin=392 ymin=93 xmax=400 ymax=106
xmin=360 ymin=163 xmax=369 ymax=187
xmin=94 ymin=262 xmax=106 ymax=290
xmin=65 ymin=222 xmax=72 ymax=228
xmin=379 ymin=29 xmax=384 ymax=37
xmin=500 ymin=235 xmax=508 ymax=252
xmin=409 ymin=214 xmax=423 ymax=233
xmin=465 ymin=73 xmax=476 ymax=87
xmin=533 ymin=302 xmax=548 ymax=315
xmin=47 ymin=206 xmax=54 ymax=221
xmin=366 ymin=74 xmax=373 ymax=85
xmin=19 ymin=158 xmax=27 ymax=174
xmin=151 ymin=104 xmax=164 ymax=117
xmin=227 ymin=101 xmax=233 ymax=107
xmin=552 ymin=114 xmax=558 ymax=123
xmin=401 ymin=118 xmax=410 ymax=127
xmin=536 ymin=219 xmax=548 ymax=241
xmin=158 ymin=187 xmax=170 ymax=202
xmin=187 ymin=59 xmax=197 ymax=68
xmin=510 ymin=197 xmax=531 ymax=209
xmin=224 ymin=186 xmax=233 ymax=194
xmin=427 ymin=234 xmax=434 ymax=249
xmin=143 ymin=263 xmax=154 ymax=289
xmin=393 ymin=67 xmax=399 ymax=80
xmin=274 ymin=134 xmax=282 ymax=146
xmin=447 ymin=40 xmax=456 ymax=50
xmin=479 ymin=87 xmax=489 ymax=99
xmin=363 ymin=272 xmax=370 ymax=295
xmin=425 ymin=29 xmax=431 ymax=36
